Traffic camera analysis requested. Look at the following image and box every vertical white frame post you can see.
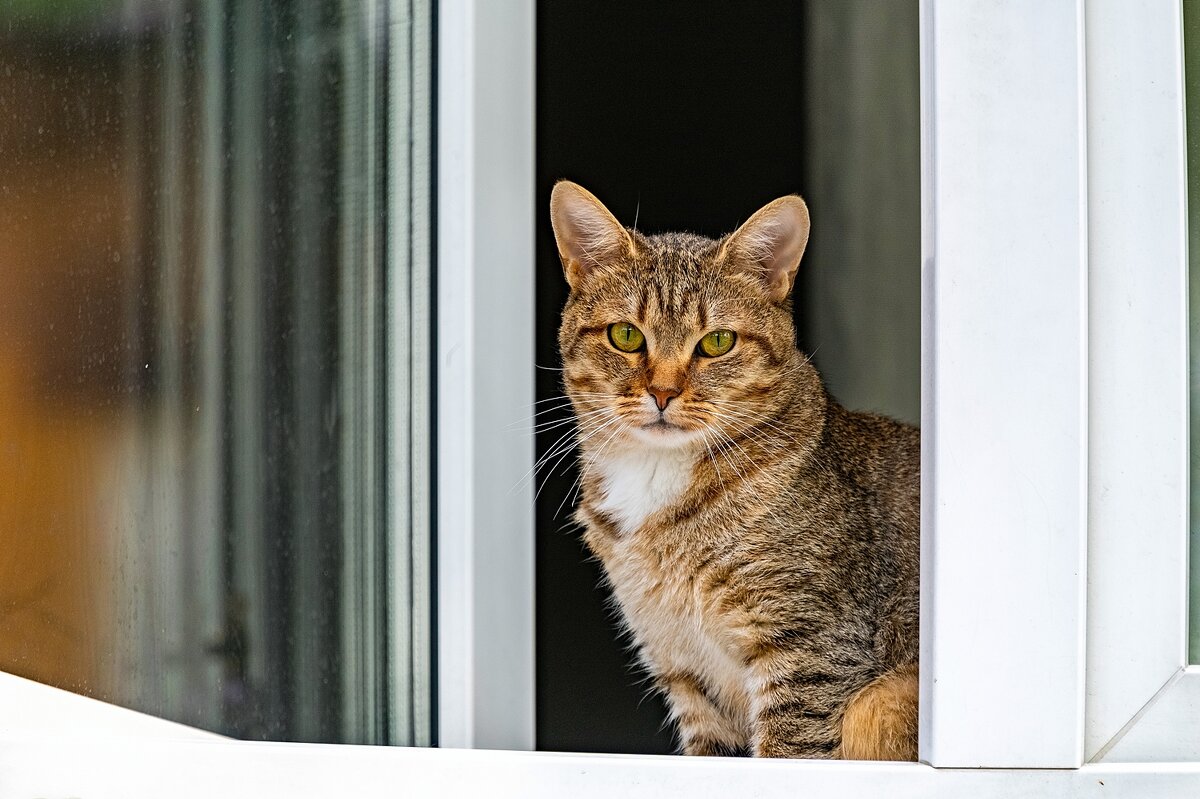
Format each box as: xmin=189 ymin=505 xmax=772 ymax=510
xmin=1085 ymin=0 xmax=1193 ymax=763
xmin=921 ymin=0 xmax=1088 ymax=766
xmin=436 ymin=0 xmax=536 ymax=750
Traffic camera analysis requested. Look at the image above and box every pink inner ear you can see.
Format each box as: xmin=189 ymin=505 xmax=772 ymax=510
xmin=550 ymin=183 xmax=632 ymax=286
xmin=562 ymin=207 xmax=618 ymax=266
xmin=727 ymin=197 xmax=809 ymax=301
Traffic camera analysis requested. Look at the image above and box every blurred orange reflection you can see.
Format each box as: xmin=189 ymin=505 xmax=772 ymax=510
xmin=0 ymin=29 xmax=132 ymax=700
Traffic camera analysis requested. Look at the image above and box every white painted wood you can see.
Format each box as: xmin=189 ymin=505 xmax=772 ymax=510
xmin=1083 ymin=0 xmax=1190 ymax=763
xmin=6 ymin=737 xmax=1200 ymax=799
xmin=436 ymin=0 xmax=535 ymax=750
xmin=1102 ymin=668 xmax=1200 ymax=762
xmin=5 ymin=668 xmax=1200 ymax=794
xmin=920 ymin=0 xmax=1087 ymax=767
xmin=0 ymin=672 xmax=220 ymax=742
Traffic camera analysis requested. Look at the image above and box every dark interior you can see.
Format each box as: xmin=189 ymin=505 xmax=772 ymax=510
xmin=535 ymin=0 xmax=809 ymax=754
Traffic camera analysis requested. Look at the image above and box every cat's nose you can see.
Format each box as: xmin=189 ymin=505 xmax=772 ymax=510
xmin=648 ymin=386 xmax=680 ymax=411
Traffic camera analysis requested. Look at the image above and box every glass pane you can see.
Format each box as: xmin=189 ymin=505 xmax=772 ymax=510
xmin=0 ymin=0 xmax=432 ymax=743
xmin=1188 ymin=0 xmax=1200 ymax=664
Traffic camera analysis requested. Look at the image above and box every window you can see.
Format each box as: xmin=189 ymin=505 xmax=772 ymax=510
xmin=534 ymin=0 xmax=919 ymax=754
xmin=1083 ymin=0 xmax=1196 ymax=762
xmin=0 ymin=0 xmax=432 ymax=745
xmin=4 ymin=0 xmax=1200 ymax=794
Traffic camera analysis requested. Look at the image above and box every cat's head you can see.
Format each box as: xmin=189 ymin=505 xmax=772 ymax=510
xmin=551 ymin=181 xmax=822 ymax=454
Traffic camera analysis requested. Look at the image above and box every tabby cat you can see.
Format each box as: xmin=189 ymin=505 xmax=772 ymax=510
xmin=550 ymin=181 xmax=920 ymax=760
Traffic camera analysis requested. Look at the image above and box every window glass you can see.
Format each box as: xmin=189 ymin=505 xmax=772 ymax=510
xmin=1188 ymin=0 xmax=1200 ymax=664
xmin=0 ymin=0 xmax=432 ymax=744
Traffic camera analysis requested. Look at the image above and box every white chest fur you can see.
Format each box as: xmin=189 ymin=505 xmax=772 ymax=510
xmin=594 ymin=446 xmax=696 ymax=536
xmin=604 ymin=536 xmax=753 ymax=725
xmin=591 ymin=444 xmax=753 ymax=727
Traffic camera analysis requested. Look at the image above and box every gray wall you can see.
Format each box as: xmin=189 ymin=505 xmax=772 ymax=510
xmin=802 ymin=0 xmax=921 ymax=425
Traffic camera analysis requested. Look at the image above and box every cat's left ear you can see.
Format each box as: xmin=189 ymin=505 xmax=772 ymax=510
xmin=550 ymin=181 xmax=636 ymax=290
xmin=719 ymin=196 xmax=810 ymax=303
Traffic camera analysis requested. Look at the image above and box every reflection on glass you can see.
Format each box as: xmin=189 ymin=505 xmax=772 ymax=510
xmin=0 ymin=0 xmax=431 ymax=743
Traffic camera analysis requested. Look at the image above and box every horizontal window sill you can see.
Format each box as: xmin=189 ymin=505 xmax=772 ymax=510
xmin=3 ymin=736 xmax=1200 ymax=798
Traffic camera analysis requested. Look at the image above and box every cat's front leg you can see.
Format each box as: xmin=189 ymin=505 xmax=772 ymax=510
xmin=656 ymin=670 xmax=748 ymax=756
xmin=748 ymin=664 xmax=865 ymax=759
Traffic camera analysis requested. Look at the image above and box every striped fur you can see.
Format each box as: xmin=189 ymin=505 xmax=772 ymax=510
xmin=551 ymin=182 xmax=920 ymax=760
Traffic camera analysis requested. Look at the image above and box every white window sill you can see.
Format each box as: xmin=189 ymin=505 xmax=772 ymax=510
xmin=0 ymin=671 xmax=220 ymax=743
xmin=5 ymin=666 xmax=1200 ymax=796
xmin=2 ymin=735 xmax=1200 ymax=799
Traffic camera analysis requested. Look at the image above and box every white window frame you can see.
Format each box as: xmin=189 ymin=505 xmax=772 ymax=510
xmin=434 ymin=0 xmax=536 ymax=751
xmin=4 ymin=0 xmax=1200 ymax=794
xmin=919 ymin=0 xmax=1087 ymax=768
xmin=1083 ymin=0 xmax=1197 ymax=763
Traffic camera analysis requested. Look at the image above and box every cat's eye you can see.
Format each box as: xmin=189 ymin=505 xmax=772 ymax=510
xmin=608 ymin=322 xmax=645 ymax=352
xmin=697 ymin=330 xmax=736 ymax=357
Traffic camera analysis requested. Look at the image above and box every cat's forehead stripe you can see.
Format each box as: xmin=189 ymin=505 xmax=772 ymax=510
xmin=640 ymin=234 xmax=713 ymax=328
xmin=634 ymin=267 xmax=709 ymax=352
xmin=573 ymin=231 xmax=742 ymax=346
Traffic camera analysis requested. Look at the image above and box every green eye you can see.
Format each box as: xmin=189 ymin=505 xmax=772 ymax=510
xmin=697 ymin=330 xmax=736 ymax=357
xmin=608 ymin=322 xmax=645 ymax=352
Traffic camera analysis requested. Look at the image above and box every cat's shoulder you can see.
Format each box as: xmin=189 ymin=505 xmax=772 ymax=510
xmin=824 ymin=404 xmax=920 ymax=478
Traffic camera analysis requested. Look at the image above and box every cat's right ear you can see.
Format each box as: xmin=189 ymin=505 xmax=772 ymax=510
xmin=720 ymin=195 xmax=811 ymax=303
xmin=550 ymin=181 xmax=635 ymax=290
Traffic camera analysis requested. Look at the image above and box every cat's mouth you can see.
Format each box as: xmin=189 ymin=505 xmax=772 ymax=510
xmin=631 ymin=418 xmax=700 ymax=448
xmin=638 ymin=418 xmax=698 ymax=438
